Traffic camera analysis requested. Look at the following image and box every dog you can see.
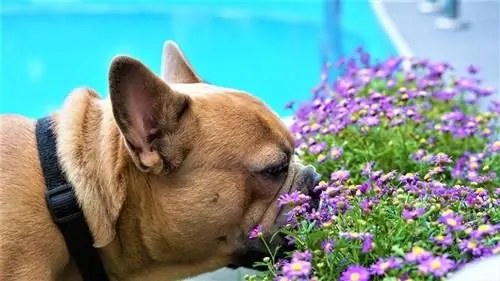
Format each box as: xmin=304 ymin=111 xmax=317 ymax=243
xmin=0 ymin=41 xmax=320 ymax=281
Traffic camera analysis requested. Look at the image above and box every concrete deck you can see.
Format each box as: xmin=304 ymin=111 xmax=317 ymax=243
xmin=380 ymin=0 xmax=500 ymax=110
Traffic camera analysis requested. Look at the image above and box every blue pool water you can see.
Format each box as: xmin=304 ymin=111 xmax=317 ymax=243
xmin=0 ymin=0 xmax=397 ymax=119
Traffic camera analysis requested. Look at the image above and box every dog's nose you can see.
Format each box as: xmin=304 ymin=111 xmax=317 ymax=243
xmin=292 ymin=163 xmax=321 ymax=195
xmin=307 ymin=165 xmax=322 ymax=187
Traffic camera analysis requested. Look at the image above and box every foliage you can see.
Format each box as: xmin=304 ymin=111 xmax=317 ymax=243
xmin=245 ymin=48 xmax=499 ymax=281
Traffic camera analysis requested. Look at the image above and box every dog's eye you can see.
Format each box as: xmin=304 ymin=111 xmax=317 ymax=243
xmin=261 ymin=163 xmax=289 ymax=179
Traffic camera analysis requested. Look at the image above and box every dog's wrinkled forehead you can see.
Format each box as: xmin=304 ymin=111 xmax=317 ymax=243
xmin=169 ymin=82 xmax=294 ymax=153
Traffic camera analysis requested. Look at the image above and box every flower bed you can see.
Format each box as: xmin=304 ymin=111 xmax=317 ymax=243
xmin=246 ymin=48 xmax=500 ymax=281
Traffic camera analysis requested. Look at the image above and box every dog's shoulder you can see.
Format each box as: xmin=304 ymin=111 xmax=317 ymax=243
xmin=0 ymin=114 xmax=40 ymax=200
xmin=0 ymin=114 xmax=72 ymax=280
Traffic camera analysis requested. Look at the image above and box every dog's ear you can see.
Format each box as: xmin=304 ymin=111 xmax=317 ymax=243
xmin=161 ymin=40 xmax=203 ymax=83
xmin=108 ymin=55 xmax=191 ymax=173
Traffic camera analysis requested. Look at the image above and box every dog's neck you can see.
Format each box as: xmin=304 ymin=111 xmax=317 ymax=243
xmin=53 ymin=88 xmax=156 ymax=278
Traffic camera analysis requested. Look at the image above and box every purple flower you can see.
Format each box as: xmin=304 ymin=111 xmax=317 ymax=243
xmin=412 ymin=149 xmax=427 ymax=161
xmin=459 ymin=239 xmax=483 ymax=256
xmin=471 ymin=224 xmax=497 ymax=239
xmin=467 ymin=64 xmax=479 ymax=74
xmin=359 ymin=198 xmax=378 ymax=214
xmin=331 ymin=169 xmax=350 ymax=182
xmin=370 ymin=257 xmax=403 ymax=275
xmin=339 ymin=265 xmax=370 ymax=281
xmin=321 ymin=239 xmax=335 ymax=254
xmin=329 ymin=146 xmax=343 ymax=159
xmin=362 ymin=161 xmax=375 ymax=176
xmin=431 ymin=153 xmax=452 ymax=166
xmin=402 ymin=207 xmax=426 ymax=221
xmin=308 ymin=142 xmax=327 ymax=154
xmin=249 ymin=225 xmax=263 ymax=239
xmin=361 ymin=234 xmax=374 ymax=253
xmin=317 ymin=154 xmax=327 ymax=163
xmin=418 ymin=256 xmax=455 ymax=277
xmin=278 ymin=191 xmax=310 ymax=207
xmin=360 ymin=116 xmax=380 ymax=127
xmin=377 ymin=170 xmax=397 ymax=185
xmin=292 ymin=250 xmax=312 ymax=262
xmin=489 ymin=141 xmax=500 ymax=153
xmin=439 ymin=212 xmax=464 ymax=231
xmin=399 ymin=173 xmax=419 ymax=184
xmin=404 ymin=246 xmax=432 ymax=263
xmin=282 ymin=260 xmax=312 ymax=279
xmin=431 ymin=233 xmax=454 ymax=247
xmin=435 ymin=88 xmax=456 ymax=101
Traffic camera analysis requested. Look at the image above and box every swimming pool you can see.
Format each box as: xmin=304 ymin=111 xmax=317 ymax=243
xmin=0 ymin=0 xmax=397 ymax=119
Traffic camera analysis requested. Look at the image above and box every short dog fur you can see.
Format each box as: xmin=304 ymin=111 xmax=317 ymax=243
xmin=0 ymin=41 xmax=319 ymax=280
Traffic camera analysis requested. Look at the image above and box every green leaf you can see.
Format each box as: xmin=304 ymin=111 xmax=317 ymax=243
xmin=391 ymin=245 xmax=406 ymax=257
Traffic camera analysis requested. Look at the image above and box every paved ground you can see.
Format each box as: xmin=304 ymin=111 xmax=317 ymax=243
xmin=186 ymin=268 xmax=256 ymax=281
xmin=381 ymin=0 xmax=500 ymax=110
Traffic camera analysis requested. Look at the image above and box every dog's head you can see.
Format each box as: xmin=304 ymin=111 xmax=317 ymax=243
xmin=107 ymin=41 xmax=319 ymax=273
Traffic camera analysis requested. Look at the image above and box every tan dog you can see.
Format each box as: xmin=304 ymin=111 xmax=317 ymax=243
xmin=0 ymin=41 xmax=320 ymax=281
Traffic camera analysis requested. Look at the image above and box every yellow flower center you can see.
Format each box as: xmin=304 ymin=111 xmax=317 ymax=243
xmin=350 ymin=273 xmax=360 ymax=281
xmin=442 ymin=210 xmax=454 ymax=216
xmin=436 ymin=235 xmax=444 ymax=241
xmin=493 ymin=141 xmax=500 ymax=149
xmin=478 ymin=224 xmax=491 ymax=232
xmin=291 ymin=263 xmax=302 ymax=271
xmin=413 ymin=247 xmax=425 ymax=255
xmin=446 ymin=218 xmax=457 ymax=226
xmin=431 ymin=260 xmax=442 ymax=270
xmin=468 ymin=241 xmax=477 ymax=249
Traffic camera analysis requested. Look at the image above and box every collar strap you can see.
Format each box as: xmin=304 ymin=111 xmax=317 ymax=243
xmin=35 ymin=116 xmax=110 ymax=281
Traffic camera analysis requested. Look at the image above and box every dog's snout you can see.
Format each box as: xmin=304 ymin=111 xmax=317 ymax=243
xmin=307 ymin=165 xmax=321 ymax=187
xmin=290 ymin=163 xmax=321 ymax=195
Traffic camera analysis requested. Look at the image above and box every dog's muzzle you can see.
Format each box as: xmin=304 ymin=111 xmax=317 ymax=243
xmin=228 ymin=163 xmax=321 ymax=270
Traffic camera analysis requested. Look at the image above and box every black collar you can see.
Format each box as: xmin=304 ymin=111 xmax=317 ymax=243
xmin=35 ymin=116 xmax=110 ymax=281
